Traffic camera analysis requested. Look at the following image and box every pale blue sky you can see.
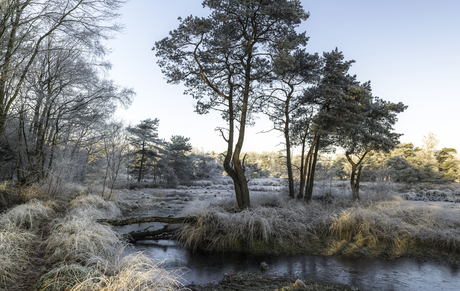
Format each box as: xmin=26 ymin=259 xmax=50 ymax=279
xmin=107 ymin=0 xmax=460 ymax=153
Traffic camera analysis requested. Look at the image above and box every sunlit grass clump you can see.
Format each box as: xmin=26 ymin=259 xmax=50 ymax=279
xmin=33 ymin=264 xmax=100 ymax=291
xmin=71 ymin=253 xmax=186 ymax=291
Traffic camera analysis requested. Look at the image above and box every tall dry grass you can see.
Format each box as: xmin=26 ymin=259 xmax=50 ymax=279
xmin=177 ymin=197 xmax=335 ymax=251
xmin=71 ymin=253 xmax=187 ymax=291
xmin=68 ymin=194 xmax=122 ymax=220
xmin=0 ymin=198 xmax=55 ymax=288
xmin=0 ymin=199 xmax=54 ymax=229
xmin=0 ymin=228 xmax=36 ymax=287
xmin=44 ymin=215 xmax=127 ymax=274
xmin=177 ymin=191 xmax=460 ymax=256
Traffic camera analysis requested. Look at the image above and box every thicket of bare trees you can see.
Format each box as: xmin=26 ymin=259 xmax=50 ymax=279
xmin=0 ymin=0 xmax=134 ymax=193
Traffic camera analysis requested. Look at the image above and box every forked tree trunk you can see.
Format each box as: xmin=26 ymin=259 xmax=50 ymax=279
xmin=224 ymin=93 xmax=250 ymax=208
xmin=345 ymin=151 xmax=368 ymax=201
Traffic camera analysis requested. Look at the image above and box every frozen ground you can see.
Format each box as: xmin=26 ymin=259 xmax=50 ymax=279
xmin=118 ymin=178 xmax=460 ymax=220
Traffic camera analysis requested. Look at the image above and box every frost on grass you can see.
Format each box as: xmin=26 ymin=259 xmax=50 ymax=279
xmin=0 ymin=228 xmax=36 ymax=286
xmin=0 ymin=199 xmax=54 ymax=229
xmin=68 ymin=194 xmax=122 ymax=220
xmin=44 ymin=216 xmax=127 ymax=273
xmin=33 ymin=264 xmax=100 ymax=291
xmin=177 ymin=189 xmax=460 ymax=255
xmin=71 ymin=253 xmax=187 ymax=291
xmin=177 ymin=197 xmax=329 ymax=252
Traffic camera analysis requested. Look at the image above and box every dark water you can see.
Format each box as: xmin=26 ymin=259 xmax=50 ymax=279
xmin=124 ymin=239 xmax=460 ymax=291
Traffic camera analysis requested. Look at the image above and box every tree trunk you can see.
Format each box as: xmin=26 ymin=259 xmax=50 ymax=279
xmin=305 ymin=136 xmax=320 ymax=201
xmin=345 ymin=151 xmax=368 ymax=201
xmin=297 ymin=137 xmax=306 ymax=199
xmin=222 ymin=83 xmax=250 ymax=209
xmin=283 ymin=94 xmax=295 ymax=198
xmin=138 ymin=140 xmax=145 ymax=182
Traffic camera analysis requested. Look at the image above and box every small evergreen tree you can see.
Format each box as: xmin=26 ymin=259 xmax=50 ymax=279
xmin=167 ymin=135 xmax=195 ymax=184
xmin=127 ymin=119 xmax=164 ymax=182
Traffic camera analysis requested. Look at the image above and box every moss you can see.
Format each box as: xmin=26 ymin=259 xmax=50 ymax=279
xmin=33 ymin=264 xmax=100 ymax=291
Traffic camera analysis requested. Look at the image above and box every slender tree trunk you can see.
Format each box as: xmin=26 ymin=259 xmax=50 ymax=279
xmin=297 ymin=137 xmax=306 ymax=199
xmin=284 ymin=109 xmax=295 ymax=198
xmin=299 ymin=134 xmax=319 ymax=201
xmin=138 ymin=140 xmax=145 ymax=182
xmin=16 ymin=111 xmax=25 ymax=185
xmin=305 ymin=136 xmax=320 ymax=201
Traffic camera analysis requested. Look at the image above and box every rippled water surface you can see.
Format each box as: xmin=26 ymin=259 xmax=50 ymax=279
xmin=126 ymin=239 xmax=460 ymax=291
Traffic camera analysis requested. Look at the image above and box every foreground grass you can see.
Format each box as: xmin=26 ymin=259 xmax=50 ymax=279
xmin=0 ymin=186 xmax=186 ymax=291
xmin=177 ymin=191 xmax=460 ymax=262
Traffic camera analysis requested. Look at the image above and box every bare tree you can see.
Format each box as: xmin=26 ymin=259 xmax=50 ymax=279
xmin=0 ymin=0 xmax=127 ymax=136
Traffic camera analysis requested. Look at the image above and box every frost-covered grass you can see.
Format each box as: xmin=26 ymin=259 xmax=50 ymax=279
xmin=0 ymin=199 xmax=54 ymax=229
xmin=0 ymin=227 xmax=36 ymax=287
xmin=177 ymin=188 xmax=460 ymax=259
xmin=68 ymin=194 xmax=122 ymax=220
xmin=44 ymin=215 xmax=127 ymax=274
xmin=71 ymin=253 xmax=187 ymax=291
xmin=0 ymin=200 xmax=52 ymax=287
xmin=41 ymin=191 xmax=185 ymax=290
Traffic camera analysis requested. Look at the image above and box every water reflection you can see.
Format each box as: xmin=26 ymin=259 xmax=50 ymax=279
xmin=128 ymin=240 xmax=460 ymax=291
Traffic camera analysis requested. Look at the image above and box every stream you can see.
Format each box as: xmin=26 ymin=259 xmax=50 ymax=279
xmin=120 ymin=238 xmax=460 ymax=291
xmin=119 ymin=188 xmax=460 ymax=290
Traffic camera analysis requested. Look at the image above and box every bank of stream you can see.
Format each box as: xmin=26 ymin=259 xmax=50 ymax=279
xmin=119 ymin=188 xmax=460 ymax=291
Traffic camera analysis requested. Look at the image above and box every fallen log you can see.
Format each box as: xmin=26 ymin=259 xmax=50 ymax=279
xmin=97 ymin=216 xmax=196 ymax=242
xmin=127 ymin=225 xmax=177 ymax=241
xmin=98 ymin=216 xmax=196 ymax=226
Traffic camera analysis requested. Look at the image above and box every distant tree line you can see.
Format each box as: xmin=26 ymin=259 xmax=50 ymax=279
xmin=231 ymin=132 xmax=460 ymax=185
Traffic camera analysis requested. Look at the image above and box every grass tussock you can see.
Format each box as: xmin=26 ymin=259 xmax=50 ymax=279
xmin=178 ymin=199 xmax=331 ymax=252
xmin=68 ymin=194 xmax=122 ymax=220
xmin=44 ymin=216 xmax=127 ymax=273
xmin=71 ymin=253 xmax=187 ymax=291
xmin=178 ymin=193 xmax=460 ymax=258
xmin=0 ymin=199 xmax=54 ymax=229
xmin=33 ymin=264 xmax=100 ymax=291
xmin=0 ymin=228 xmax=36 ymax=286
